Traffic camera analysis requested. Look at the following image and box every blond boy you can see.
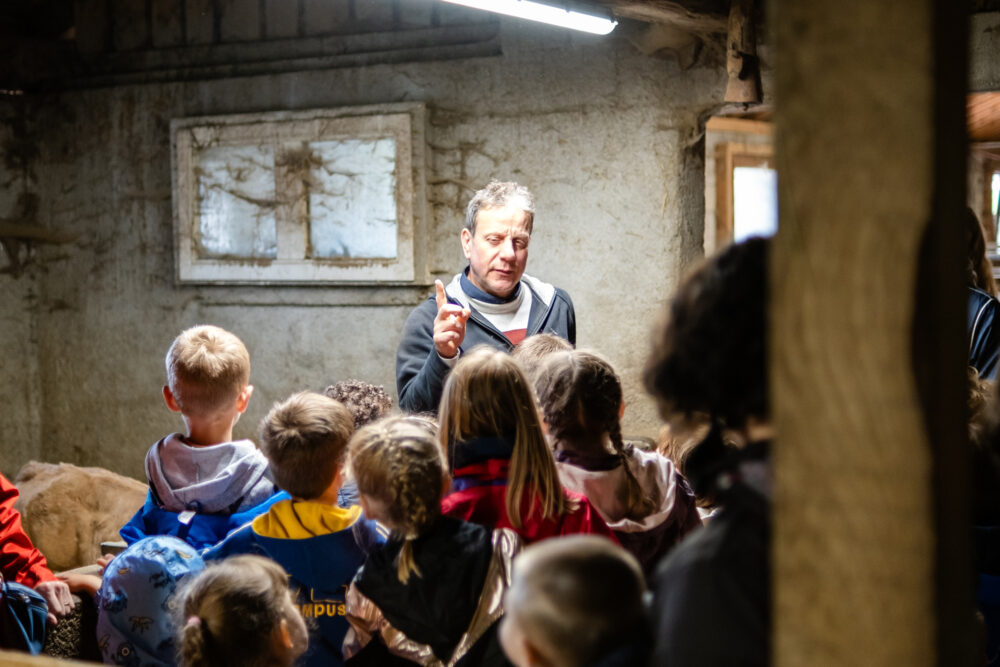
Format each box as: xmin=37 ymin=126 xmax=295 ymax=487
xmin=120 ymin=325 xmax=279 ymax=549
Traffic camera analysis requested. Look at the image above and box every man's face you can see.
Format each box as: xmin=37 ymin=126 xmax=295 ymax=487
xmin=461 ymin=205 xmax=531 ymax=299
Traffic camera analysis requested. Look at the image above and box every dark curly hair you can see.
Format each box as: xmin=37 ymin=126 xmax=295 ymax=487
xmin=323 ymin=379 xmax=393 ymax=430
xmin=643 ymin=237 xmax=769 ymax=429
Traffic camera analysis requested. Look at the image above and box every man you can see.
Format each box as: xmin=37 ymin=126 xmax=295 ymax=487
xmin=396 ymin=180 xmax=576 ymax=413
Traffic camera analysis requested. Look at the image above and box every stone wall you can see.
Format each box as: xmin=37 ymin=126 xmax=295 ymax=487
xmin=0 ymin=3 xmax=728 ymax=477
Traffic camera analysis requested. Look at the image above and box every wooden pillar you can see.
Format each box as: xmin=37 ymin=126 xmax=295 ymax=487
xmin=770 ymin=0 xmax=972 ymax=665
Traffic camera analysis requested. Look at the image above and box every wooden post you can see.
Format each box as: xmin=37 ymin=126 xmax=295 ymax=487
xmin=771 ymin=0 xmax=972 ymax=665
xmin=724 ymin=0 xmax=762 ymax=104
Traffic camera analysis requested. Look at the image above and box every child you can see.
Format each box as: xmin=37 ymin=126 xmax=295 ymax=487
xmin=510 ymin=333 xmax=572 ymax=387
xmin=322 ymin=379 xmax=393 ymax=431
xmin=203 ymin=391 xmax=386 ymax=666
xmin=498 ymin=535 xmax=650 ymax=667
xmin=121 ymin=325 xmax=282 ymax=549
xmin=95 ymin=535 xmax=206 ymax=666
xmin=439 ymin=346 xmax=617 ymax=544
xmin=322 ymin=379 xmax=394 ymax=508
xmin=177 ymin=555 xmax=308 ymax=667
xmin=533 ymin=350 xmax=701 ymax=576
xmin=342 ymin=416 xmax=521 ymax=666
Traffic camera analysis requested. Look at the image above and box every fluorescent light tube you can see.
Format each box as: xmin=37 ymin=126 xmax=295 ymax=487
xmin=441 ymin=0 xmax=617 ymax=35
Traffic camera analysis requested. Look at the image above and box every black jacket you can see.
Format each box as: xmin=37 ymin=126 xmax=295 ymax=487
xmin=395 ymin=272 xmax=575 ymax=413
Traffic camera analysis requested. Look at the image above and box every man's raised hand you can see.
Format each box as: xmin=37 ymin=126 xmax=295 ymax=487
xmin=433 ymin=280 xmax=470 ymax=359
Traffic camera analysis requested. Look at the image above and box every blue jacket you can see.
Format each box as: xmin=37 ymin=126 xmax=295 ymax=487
xmin=969 ymin=286 xmax=999 ymax=380
xmin=203 ymin=500 xmax=387 ymax=667
xmin=119 ymin=489 xmax=287 ymax=550
xmin=396 ymin=272 xmax=575 ymax=413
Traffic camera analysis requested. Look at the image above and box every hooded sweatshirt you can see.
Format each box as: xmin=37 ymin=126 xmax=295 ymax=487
xmin=119 ymin=434 xmax=282 ymax=549
xmin=203 ymin=499 xmax=387 ymax=667
xmin=145 ymin=433 xmax=276 ymax=513
xmin=555 ymin=446 xmax=701 ymax=577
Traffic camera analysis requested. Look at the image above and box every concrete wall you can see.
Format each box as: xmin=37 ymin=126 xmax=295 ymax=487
xmin=0 ymin=8 xmax=728 ymax=478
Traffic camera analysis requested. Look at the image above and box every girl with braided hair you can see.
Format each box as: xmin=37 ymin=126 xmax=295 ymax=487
xmin=342 ymin=416 xmax=520 ymax=666
xmin=533 ymin=350 xmax=701 ymax=577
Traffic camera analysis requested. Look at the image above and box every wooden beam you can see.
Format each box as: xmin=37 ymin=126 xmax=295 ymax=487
xmin=0 ymin=222 xmax=77 ymax=244
xmin=723 ymin=0 xmax=762 ymax=103
xmin=771 ymin=0 xmax=971 ymax=665
xmin=595 ymin=1 xmax=727 ymax=34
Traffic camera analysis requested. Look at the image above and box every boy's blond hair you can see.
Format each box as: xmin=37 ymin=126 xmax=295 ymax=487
xmin=259 ymin=392 xmax=354 ymax=500
xmin=505 ymin=536 xmax=645 ymax=666
xmin=166 ymin=325 xmax=250 ymax=416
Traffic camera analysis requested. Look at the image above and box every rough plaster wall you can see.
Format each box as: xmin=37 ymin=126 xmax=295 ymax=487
xmin=0 ymin=106 xmax=42 ymax=476
xmin=971 ymin=12 xmax=1000 ymax=92
xmin=16 ymin=20 xmax=727 ymax=478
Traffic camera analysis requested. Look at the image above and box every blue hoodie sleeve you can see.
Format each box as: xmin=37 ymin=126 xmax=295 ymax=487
xmin=119 ymin=491 xmax=155 ymax=545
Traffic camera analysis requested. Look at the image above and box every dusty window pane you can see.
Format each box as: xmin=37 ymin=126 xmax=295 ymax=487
xmin=308 ymin=138 xmax=398 ymax=259
xmin=196 ymin=145 xmax=278 ymax=258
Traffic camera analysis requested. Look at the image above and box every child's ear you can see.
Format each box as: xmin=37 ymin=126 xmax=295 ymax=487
xmin=236 ymin=385 xmax=254 ymax=413
xmin=618 ymin=401 xmax=626 ymax=420
xmin=277 ymin=618 xmax=294 ymax=650
xmin=523 ymin=638 xmax=551 ymax=667
xmin=163 ymin=386 xmax=182 ymax=413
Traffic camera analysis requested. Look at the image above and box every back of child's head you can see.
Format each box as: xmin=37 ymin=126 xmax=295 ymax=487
xmin=259 ymin=391 xmax=354 ymax=499
xmin=439 ymin=346 xmax=570 ymax=529
xmin=177 ymin=555 xmax=306 ymax=667
xmin=501 ymin=535 xmax=646 ymax=667
xmin=322 ymin=379 xmax=393 ymax=430
xmin=97 ymin=535 xmax=206 ymax=666
xmin=535 ymin=350 xmax=657 ymax=521
xmin=512 ymin=333 xmax=573 ymax=386
xmin=166 ymin=325 xmax=250 ymax=416
xmin=348 ymin=415 xmax=445 ymax=583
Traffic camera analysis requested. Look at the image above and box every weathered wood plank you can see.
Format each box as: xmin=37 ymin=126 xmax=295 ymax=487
xmin=185 ymin=0 xmax=215 ymax=44
xmin=73 ymin=0 xmax=112 ymax=55
xmin=151 ymin=0 xmax=184 ymax=48
xmin=264 ymin=0 xmax=298 ymax=38
xmin=219 ymin=0 xmax=260 ymax=41
xmin=771 ymin=0 xmax=971 ymax=665
xmin=301 ymin=0 xmax=349 ymax=35
xmin=110 ymin=0 xmax=149 ymax=51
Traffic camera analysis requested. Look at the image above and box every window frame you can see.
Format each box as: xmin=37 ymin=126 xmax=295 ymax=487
xmin=171 ymin=102 xmax=427 ymax=285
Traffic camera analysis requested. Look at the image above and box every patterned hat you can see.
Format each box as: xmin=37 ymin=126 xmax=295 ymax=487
xmin=96 ymin=536 xmax=205 ymax=666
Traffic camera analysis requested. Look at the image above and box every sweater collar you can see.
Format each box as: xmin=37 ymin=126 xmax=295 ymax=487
xmin=450 ymin=434 xmax=516 ymax=471
xmin=460 ymin=268 xmax=521 ymax=305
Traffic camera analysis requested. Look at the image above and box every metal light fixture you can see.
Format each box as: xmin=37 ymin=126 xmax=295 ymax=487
xmin=441 ymin=0 xmax=617 ymax=35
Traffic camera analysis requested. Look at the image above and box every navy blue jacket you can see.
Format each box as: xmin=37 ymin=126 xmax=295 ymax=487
xmin=203 ymin=502 xmax=386 ymax=667
xmin=969 ymin=286 xmax=999 ymax=380
xmin=396 ymin=272 xmax=575 ymax=413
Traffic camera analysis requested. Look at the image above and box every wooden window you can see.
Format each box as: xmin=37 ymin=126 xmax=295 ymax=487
xmin=714 ymin=141 xmax=775 ymax=246
xmin=171 ymin=103 xmax=426 ymax=284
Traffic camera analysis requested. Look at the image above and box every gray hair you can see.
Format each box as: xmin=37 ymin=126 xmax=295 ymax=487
xmin=464 ymin=180 xmax=535 ymax=235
